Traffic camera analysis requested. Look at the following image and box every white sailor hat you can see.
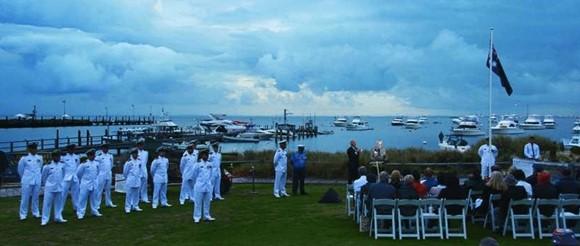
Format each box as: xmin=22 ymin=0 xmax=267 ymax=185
xmin=297 ymin=144 xmax=305 ymax=148
xmin=279 ymin=140 xmax=287 ymax=144
xmin=156 ymin=146 xmax=166 ymax=153
xmin=137 ymin=138 xmax=146 ymax=144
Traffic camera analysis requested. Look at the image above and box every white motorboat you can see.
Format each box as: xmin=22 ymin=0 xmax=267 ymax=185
xmin=333 ymin=116 xmax=348 ymax=127
xmin=438 ymin=135 xmax=471 ymax=153
xmin=404 ymin=119 xmax=421 ymax=129
xmin=391 ymin=116 xmax=405 ymax=126
xmin=572 ymin=120 xmax=580 ymax=134
xmin=452 ymin=121 xmax=485 ymax=136
xmin=562 ymin=135 xmax=580 ymax=149
xmin=491 ymin=119 xmax=524 ymax=135
xmin=237 ymin=129 xmax=274 ymax=140
xmin=542 ymin=115 xmax=556 ymax=129
xmin=346 ymin=117 xmax=373 ymax=131
xmin=199 ymin=114 xmax=247 ymax=135
xmin=418 ymin=116 xmax=428 ymax=124
xmin=490 ymin=114 xmax=498 ymax=124
xmin=520 ymin=114 xmax=546 ymax=130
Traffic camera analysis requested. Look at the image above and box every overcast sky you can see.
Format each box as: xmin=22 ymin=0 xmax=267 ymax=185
xmin=0 ymin=0 xmax=579 ymax=117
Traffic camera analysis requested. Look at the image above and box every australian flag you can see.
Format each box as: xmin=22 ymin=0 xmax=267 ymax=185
xmin=486 ymin=47 xmax=513 ymax=96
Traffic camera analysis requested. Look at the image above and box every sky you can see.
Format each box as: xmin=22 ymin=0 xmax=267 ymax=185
xmin=0 ymin=0 xmax=579 ymax=117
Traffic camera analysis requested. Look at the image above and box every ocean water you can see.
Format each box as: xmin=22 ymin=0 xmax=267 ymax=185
xmin=0 ymin=115 xmax=576 ymax=153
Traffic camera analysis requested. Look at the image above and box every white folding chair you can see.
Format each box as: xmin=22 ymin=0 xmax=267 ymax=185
xmin=354 ymin=191 xmax=361 ymax=223
xmin=346 ymin=184 xmax=354 ymax=216
xmin=534 ymin=199 xmax=560 ymax=239
xmin=483 ymin=194 xmax=502 ymax=231
xmin=560 ymin=198 xmax=580 ymax=237
xmin=369 ymin=199 xmax=397 ymax=239
xmin=502 ymin=199 xmax=535 ymax=239
xmin=443 ymin=199 xmax=468 ymax=239
xmin=420 ymin=198 xmax=443 ymax=239
xmin=468 ymin=189 xmax=484 ymax=224
xmin=397 ymin=199 xmax=421 ymax=239
xmin=359 ymin=194 xmax=369 ymax=232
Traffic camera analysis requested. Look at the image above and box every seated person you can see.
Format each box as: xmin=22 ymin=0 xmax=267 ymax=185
xmin=476 ymin=171 xmax=507 ymax=215
xmin=499 ymin=175 xmax=528 ymax=224
xmin=389 ymin=170 xmax=401 ymax=190
xmin=438 ymin=175 xmax=467 ymax=215
xmin=353 ymin=166 xmax=368 ymax=193
xmin=411 ymin=171 xmax=428 ymax=198
xmin=428 ymin=172 xmax=447 ymax=197
xmin=397 ymin=175 xmax=419 ymax=216
xmin=525 ymin=166 xmax=544 ymax=187
xmin=512 ymin=169 xmax=532 ymax=197
xmin=533 ymin=171 xmax=558 ymax=216
xmin=556 ymin=168 xmax=580 ymax=195
xmin=366 ymin=171 xmax=396 ymax=213
xmin=463 ymin=169 xmax=484 ymax=192
xmin=421 ymin=168 xmax=438 ymax=191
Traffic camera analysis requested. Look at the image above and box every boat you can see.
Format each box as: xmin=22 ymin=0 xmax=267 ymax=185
xmin=452 ymin=121 xmax=485 ymax=136
xmin=237 ymin=129 xmax=274 ymax=140
xmin=222 ymin=136 xmax=260 ymax=143
xmin=490 ymin=114 xmax=498 ymax=124
xmin=573 ymin=120 xmax=580 ymax=134
xmin=391 ymin=116 xmax=405 ymax=126
xmin=542 ymin=115 xmax=556 ymax=129
xmin=438 ymin=135 xmax=471 ymax=153
xmin=418 ymin=116 xmax=428 ymax=124
xmin=520 ymin=114 xmax=546 ymax=130
xmin=562 ymin=135 xmax=580 ymax=149
xmin=333 ymin=117 xmax=348 ymax=127
xmin=199 ymin=114 xmax=247 ymax=135
xmin=404 ymin=119 xmax=421 ymax=129
xmin=317 ymin=130 xmax=334 ymax=135
xmin=346 ymin=117 xmax=373 ymax=131
xmin=491 ymin=119 xmax=524 ymax=135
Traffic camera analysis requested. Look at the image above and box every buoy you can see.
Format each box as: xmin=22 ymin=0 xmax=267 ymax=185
xmin=422 ymin=140 xmax=427 ymax=144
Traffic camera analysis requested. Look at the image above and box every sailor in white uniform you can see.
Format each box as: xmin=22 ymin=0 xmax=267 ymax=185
xmin=192 ymin=148 xmax=216 ymax=223
xmin=137 ymin=138 xmax=150 ymax=203
xmin=179 ymin=143 xmax=197 ymax=205
xmin=210 ymin=142 xmax=224 ymax=200
xmin=41 ymin=149 xmax=67 ymax=226
xmin=478 ymin=139 xmax=498 ymax=180
xmin=273 ymin=140 xmax=290 ymax=198
xmin=95 ymin=144 xmax=116 ymax=209
xmin=76 ymin=149 xmax=102 ymax=219
xmin=524 ymin=136 xmax=541 ymax=161
xmin=60 ymin=144 xmax=80 ymax=214
xmin=123 ymin=148 xmax=143 ymax=213
xmin=18 ymin=142 xmax=43 ymax=220
xmin=151 ymin=147 xmax=172 ymax=209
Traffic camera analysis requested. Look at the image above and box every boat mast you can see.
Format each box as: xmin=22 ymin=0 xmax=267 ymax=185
xmin=488 ymin=27 xmax=494 ymax=146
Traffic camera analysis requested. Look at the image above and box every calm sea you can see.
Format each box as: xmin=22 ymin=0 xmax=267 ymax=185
xmin=0 ymin=115 xmax=576 ymax=153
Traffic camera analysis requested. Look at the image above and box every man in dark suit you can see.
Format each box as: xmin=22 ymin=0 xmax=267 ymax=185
xmin=533 ymin=171 xmax=558 ymax=217
xmin=347 ymin=140 xmax=361 ymax=184
xmin=556 ymin=168 xmax=580 ymax=195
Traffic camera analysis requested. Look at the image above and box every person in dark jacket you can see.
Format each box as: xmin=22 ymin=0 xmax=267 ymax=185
xmin=556 ymin=168 xmax=580 ymax=195
xmin=463 ymin=169 xmax=485 ymax=192
xmin=533 ymin=171 xmax=558 ymax=217
xmin=389 ymin=170 xmax=401 ymax=190
xmin=476 ymin=171 xmax=507 ymax=216
xmin=498 ymin=175 xmax=528 ymax=226
xmin=346 ymin=140 xmax=361 ymax=184
xmin=366 ymin=171 xmax=396 ymax=212
xmin=525 ymin=166 xmax=544 ymax=187
xmin=438 ymin=176 xmax=467 ymax=215
xmin=398 ymin=175 xmax=419 ymax=216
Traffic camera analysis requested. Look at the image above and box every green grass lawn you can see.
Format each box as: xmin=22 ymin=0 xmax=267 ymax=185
xmin=0 ymin=184 xmax=551 ymax=245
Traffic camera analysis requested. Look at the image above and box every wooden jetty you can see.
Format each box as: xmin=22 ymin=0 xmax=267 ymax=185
xmin=0 ymin=115 xmax=155 ymax=129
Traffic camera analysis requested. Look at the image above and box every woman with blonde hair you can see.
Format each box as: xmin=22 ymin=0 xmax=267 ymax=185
xmin=389 ymin=170 xmax=401 ymax=190
xmin=476 ymin=171 xmax=507 ymax=216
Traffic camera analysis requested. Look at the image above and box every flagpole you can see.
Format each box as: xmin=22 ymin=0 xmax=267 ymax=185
xmin=488 ymin=27 xmax=494 ymax=146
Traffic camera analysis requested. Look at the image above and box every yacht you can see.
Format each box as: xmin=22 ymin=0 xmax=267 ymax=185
xmin=490 ymin=114 xmax=498 ymax=124
xmin=573 ymin=120 xmax=580 ymax=134
xmin=404 ymin=119 xmax=421 ymax=129
xmin=438 ymin=135 xmax=471 ymax=153
xmin=542 ymin=115 xmax=556 ymax=129
xmin=333 ymin=116 xmax=348 ymax=127
xmin=390 ymin=116 xmax=405 ymax=126
xmin=199 ymin=114 xmax=247 ymax=135
xmin=346 ymin=117 xmax=373 ymax=131
xmin=562 ymin=135 xmax=580 ymax=149
xmin=491 ymin=119 xmax=524 ymax=135
xmin=452 ymin=121 xmax=485 ymax=136
xmin=418 ymin=116 xmax=428 ymax=124
xmin=520 ymin=114 xmax=546 ymax=130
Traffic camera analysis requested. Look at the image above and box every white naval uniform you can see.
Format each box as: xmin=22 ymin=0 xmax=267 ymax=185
xmin=273 ymin=148 xmax=288 ymax=196
xmin=478 ymin=144 xmax=498 ymax=179
xmin=192 ymin=159 xmax=214 ymax=221
xmin=179 ymin=150 xmax=197 ymax=204
xmin=41 ymin=160 xmax=65 ymax=225
xmin=150 ymin=156 xmax=169 ymax=208
xmin=96 ymin=151 xmax=115 ymax=209
xmin=61 ymin=153 xmax=80 ymax=213
xmin=76 ymin=160 xmax=100 ymax=218
xmin=18 ymin=153 xmax=43 ymax=219
xmin=123 ymin=157 xmax=142 ymax=212
xmin=138 ymin=149 xmax=150 ymax=202
xmin=209 ymin=151 xmax=222 ymax=199
xmin=524 ymin=142 xmax=541 ymax=160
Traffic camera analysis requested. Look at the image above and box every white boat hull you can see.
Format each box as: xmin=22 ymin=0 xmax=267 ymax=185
xmin=491 ymin=128 xmax=524 ymax=135
xmin=404 ymin=124 xmax=421 ymax=129
xmin=520 ymin=124 xmax=546 ymax=130
xmin=438 ymin=143 xmax=471 ymax=153
xmin=333 ymin=122 xmax=348 ymax=127
xmin=346 ymin=126 xmax=374 ymax=131
xmin=451 ymin=129 xmax=485 ymax=136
